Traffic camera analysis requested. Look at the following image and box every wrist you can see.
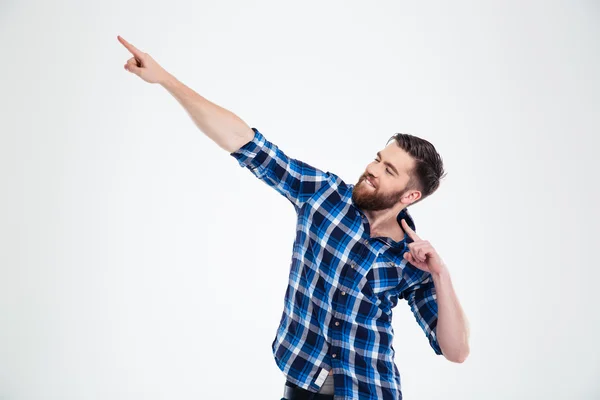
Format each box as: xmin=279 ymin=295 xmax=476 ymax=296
xmin=431 ymin=264 xmax=450 ymax=283
xmin=160 ymin=72 xmax=178 ymax=88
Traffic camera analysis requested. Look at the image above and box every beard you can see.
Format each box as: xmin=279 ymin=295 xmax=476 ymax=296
xmin=352 ymin=176 xmax=407 ymax=211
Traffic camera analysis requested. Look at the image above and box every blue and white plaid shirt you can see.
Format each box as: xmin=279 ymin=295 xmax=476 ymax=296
xmin=230 ymin=128 xmax=442 ymax=400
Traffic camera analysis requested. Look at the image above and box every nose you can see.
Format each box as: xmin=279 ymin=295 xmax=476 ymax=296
xmin=365 ymin=165 xmax=378 ymax=180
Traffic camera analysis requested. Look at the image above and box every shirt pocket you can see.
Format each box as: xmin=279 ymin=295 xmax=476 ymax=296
xmin=363 ymin=255 xmax=404 ymax=296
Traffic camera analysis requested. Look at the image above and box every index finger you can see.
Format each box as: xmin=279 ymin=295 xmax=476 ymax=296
xmin=117 ymin=35 xmax=143 ymax=58
xmin=401 ymin=219 xmax=421 ymax=241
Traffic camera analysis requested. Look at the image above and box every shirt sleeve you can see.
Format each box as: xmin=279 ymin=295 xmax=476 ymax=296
xmin=400 ymin=274 xmax=443 ymax=355
xmin=230 ymin=127 xmax=334 ymax=211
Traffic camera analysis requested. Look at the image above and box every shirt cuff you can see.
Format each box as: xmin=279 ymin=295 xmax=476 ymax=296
xmin=229 ymin=127 xmax=270 ymax=172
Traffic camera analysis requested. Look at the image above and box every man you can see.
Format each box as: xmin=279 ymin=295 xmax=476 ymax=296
xmin=118 ymin=35 xmax=470 ymax=400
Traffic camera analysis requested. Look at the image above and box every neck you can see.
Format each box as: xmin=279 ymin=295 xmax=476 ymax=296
xmin=363 ymin=205 xmax=406 ymax=240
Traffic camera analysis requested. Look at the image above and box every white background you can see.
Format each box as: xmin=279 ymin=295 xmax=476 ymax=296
xmin=1 ymin=0 xmax=599 ymax=399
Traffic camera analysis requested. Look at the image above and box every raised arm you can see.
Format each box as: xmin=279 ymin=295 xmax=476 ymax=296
xmin=117 ymin=35 xmax=254 ymax=153
xmin=118 ymin=35 xmax=334 ymax=211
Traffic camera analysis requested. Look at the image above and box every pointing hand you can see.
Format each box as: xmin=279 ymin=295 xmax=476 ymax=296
xmin=401 ymin=219 xmax=446 ymax=275
xmin=117 ymin=35 xmax=171 ymax=84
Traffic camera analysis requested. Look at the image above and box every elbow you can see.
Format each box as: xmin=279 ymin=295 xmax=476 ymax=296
xmin=443 ymin=345 xmax=470 ymax=363
xmin=452 ymin=350 xmax=469 ymax=364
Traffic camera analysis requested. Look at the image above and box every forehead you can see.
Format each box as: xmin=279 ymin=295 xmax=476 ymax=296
xmin=381 ymin=143 xmax=414 ymax=172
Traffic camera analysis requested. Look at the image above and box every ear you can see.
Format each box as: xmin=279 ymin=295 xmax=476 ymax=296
xmin=400 ymin=189 xmax=421 ymax=205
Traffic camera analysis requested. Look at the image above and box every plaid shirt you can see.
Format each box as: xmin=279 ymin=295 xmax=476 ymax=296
xmin=230 ymin=128 xmax=442 ymax=400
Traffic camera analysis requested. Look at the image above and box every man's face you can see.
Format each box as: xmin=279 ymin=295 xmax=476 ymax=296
xmin=352 ymin=143 xmax=419 ymax=211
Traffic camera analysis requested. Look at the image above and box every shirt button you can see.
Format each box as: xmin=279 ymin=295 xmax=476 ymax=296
xmin=341 ymin=291 xmax=346 ymax=296
xmin=350 ymin=263 xmax=355 ymax=269
xmin=332 ymin=353 xmax=337 ymax=358
xmin=335 ymin=321 xmax=340 ymax=326
xmin=363 ymin=239 xmax=369 ymax=245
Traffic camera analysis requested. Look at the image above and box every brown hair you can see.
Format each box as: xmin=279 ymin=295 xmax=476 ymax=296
xmin=386 ymin=133 xmax=447 ymax=207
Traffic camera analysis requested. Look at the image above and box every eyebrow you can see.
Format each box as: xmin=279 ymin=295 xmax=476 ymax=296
xmin=376 ymin=151 xmax=400 ymax=176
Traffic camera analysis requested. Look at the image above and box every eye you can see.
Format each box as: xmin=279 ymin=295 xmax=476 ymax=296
xmin=374 ymin=159 xmax=393 ymax=175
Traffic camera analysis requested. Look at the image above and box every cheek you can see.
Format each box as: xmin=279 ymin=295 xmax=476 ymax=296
xmin=383 ymin=183 xmax=402 ymax=196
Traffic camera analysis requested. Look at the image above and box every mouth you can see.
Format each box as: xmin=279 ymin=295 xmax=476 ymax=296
xmin=363 ymin=177 xmax=376 ymax=189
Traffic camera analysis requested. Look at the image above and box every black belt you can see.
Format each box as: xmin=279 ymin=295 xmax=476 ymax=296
xmin=283 ymin=381 xmax=334 ymax=400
